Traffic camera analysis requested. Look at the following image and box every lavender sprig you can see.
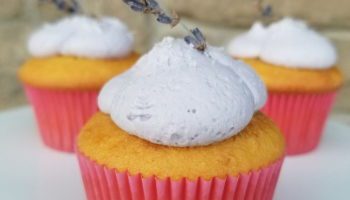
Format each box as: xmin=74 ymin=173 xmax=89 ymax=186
xmin=122 ymin=0 xmax=206 ymax=52
xmin=41 ymin=0 xmax=80 ymax=14
xmin=123 ymin=0 xmax=180 ymax=27
xmin=255 ymin=0 xmax=273 ymax=17
xmin=184 ymin=28 xmax=207 ymax=52
xmin=261 ymin=5 xmax=272 ymax=17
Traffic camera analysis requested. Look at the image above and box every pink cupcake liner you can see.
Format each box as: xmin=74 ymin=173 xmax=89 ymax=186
xmin=24 ymin=85 xmax=99 ymax=152
xmin=77 ymin=151 xmax=284 ymax=200
xmin=261 ymin=91 xmax=336 ymax=155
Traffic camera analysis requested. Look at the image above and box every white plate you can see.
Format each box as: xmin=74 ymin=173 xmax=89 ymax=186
xmin=0 ymin=106 xmax=350 ymax=200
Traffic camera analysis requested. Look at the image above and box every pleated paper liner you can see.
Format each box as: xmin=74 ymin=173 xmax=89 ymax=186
xmin=261 ymin=91 xmax=336 ymax=155
xmin=77 ymin=151 xmax=284 ymax=200
xmin=24 ymin=85 xmax=99 ymax=152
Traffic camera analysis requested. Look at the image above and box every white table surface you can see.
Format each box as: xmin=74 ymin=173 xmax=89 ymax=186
xmin=0 ymin=106 xmax=349 ymax=200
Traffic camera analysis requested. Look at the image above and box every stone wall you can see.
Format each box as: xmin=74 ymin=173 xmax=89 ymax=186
xmin=0 ymin=0 xmax=349 ymax=113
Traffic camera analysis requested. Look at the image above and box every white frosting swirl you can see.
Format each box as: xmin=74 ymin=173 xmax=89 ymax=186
xmin=28 ymin=16 xmax=134 ymax=59
xmin=99 ymin=37 xmax=267 ymax=147
xmin=228 ymin=18 xmax=337 ymax=69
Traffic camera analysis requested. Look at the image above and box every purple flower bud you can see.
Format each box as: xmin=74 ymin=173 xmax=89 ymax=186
xmin=123 ymin=0 xmax=148 ymax=12
xmin=53 ymin=0 xmax=65 ymax=10
xmin=146 ymin=0 xmax=159 ymax=9
xmin=156 ymin=13 xmax=172 ymax=24
xmin=122 ymin=0 xmax=137 ymax=4
xmin=262 ymin=5 xmax=272 ymax=17
xmin=184 ymin=36 xmax=199 ymax=46
xmin=130 ymin=4 xmax=145 ymax=12
xmin=50 ymin=0 xmax=79 ymax=13
xmin=184 ymin=33 xmax=206 ymax=52
xmin=192 ymin=28 xmax=205 ymax=43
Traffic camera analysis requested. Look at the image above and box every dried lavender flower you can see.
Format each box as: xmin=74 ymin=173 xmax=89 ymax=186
xmin=122 ymin=0 xmax=178 ymax=26
xmin=123 ymin=0 xmax=145 ymax=12
xmin=255 ymin=0 xmax=273 ymax=17
xmin=156 ymin=13 xmax=172 ymax=24
xmin=131 ymin=3 xmax=146 ymax=12
xmin=261 ymin=5 xmax=272 ymax=17
xmin=184 ymin=35 xmax=197 ymax=46
xmin=122 ymin=0 xmax=207 ymax=52
xmin=184 ymin=28 xmax=207 ymax=52
xmin=147 ymin=0 xmax=159 ymax=8
xmin=42 ymin=0 xmax=80 ymax=14
xmin=192 ymin=28 xmax=206 ymax=43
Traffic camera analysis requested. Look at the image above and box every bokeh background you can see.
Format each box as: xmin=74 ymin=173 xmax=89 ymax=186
xmin=0 ymin=0 xmax=349 ymax=114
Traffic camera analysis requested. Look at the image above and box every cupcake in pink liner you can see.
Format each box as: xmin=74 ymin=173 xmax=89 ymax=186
xmin=228 ymin=18 xmax=343 ymax=155
xmin=18 ymin=16 xmax=139 ymax=152
xmin=76 ymin=37 xmax=285 ymax=200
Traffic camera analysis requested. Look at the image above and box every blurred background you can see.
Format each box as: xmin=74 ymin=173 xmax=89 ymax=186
xmin=0 ymin=0 xmax=349 ymax=114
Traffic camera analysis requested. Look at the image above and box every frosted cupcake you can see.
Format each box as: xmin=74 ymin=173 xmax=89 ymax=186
xmin=18 ymin=16 xmax=139 ymax=152
xmin=77 ymin=37 xmax=285 ymax=200
xmin=228 ymin=18 xmax=343 ymax=155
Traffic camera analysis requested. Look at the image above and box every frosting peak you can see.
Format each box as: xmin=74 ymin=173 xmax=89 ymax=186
xmin=228 ymin=22 xmax=267 ymax=58
xmin=228 ymin=18 xmax=337 ymax=69
xmin=99 ymin=37 xmax=266 ymax=147
xmin=28 ymin=16 xmax=134 ymax=59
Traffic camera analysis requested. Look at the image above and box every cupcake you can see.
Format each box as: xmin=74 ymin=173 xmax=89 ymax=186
xmin=77 ymin=37 xmax=285 ymax=200
xmin=228 ymin=18 xmax=343 ymax=155
xmin=18 ymin=16 xmax=139 ymax=152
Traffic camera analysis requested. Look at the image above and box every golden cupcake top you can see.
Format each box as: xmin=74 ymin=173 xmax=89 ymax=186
xmin=78 ymin=112 xmax=285 ymax=180
xmin=243 ymin=58 xmax=343 ymax=93
xmin=18 ymin=53 xmax=139 ymax=90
